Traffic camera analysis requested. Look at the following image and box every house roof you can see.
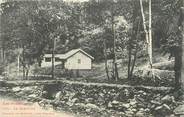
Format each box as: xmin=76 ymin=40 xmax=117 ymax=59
xmin=44 ymin=49 xmax=94 ymax=60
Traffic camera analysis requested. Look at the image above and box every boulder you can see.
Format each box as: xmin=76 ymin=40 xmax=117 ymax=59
xmin=55 ymin=91 xmax=62 ymax=100
xmin=108 ymin=102 xmax=113 ymax=108
xmin=71 ymin=98 xmax=78 ymax=103
xmin=86 ymin=103 xmax=100 ymax=110
xmin=121 ymin=103 xmax=130 ymax=109
xmin=135 ymin=111 xmax=145 ymax=117
xmin=129 ymin=99 xmax=137 ymax=106
xmin=28 ymin=94 xmax=37 ymax=98
xmin=154 ymin=104 xmax=172 ymax=116
xmin=161 ymin=95 xmax=174 ymax=103
xmin=125 ymin=110 xmax=134 ymax=116
xmin=151 ymin=100 xmax=161 ymax=105
xmin=112 ymin=100 xmax=120 ymax=105
xmin=174 ymin=104 xmax=184 ymax=115
xmin=12 ymin=87 xmax=21 ymax=92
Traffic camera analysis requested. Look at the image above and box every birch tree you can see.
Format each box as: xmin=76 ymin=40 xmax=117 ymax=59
xmin=140 ymin=0 xmax=153 ymax=70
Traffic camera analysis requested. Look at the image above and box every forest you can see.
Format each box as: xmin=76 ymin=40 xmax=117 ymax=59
xmin=1 ymin=0 xmax=183 ymax=88
xmin=0 ymin=0 xmax=184 ymax=116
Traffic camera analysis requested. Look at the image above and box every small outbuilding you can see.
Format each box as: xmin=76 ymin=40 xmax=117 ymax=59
xmin=41 ymin=49 xmax=94 ymax=69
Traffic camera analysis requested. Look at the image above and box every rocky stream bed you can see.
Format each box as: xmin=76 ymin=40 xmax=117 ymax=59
xmin=0 ymin=80 xmax=184 ymax=117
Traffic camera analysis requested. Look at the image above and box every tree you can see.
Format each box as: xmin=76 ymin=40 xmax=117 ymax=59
xmin=154 ymin=0 xmax=184 ymax=89
xmin=179 ymin=6 xmax=184 ymax=90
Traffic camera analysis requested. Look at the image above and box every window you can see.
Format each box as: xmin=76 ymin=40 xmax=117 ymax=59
xmin=55 ymin=57 xmax=60 ymax=62
xmin=78 ymin=59 xmax=81 ymax=64
xmin=45 ymin=57 xmax=51 ymax=62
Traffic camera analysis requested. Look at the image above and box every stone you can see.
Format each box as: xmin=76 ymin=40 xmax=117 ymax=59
xmin=121 ymin=103 xmax=130 ymax=109
xmin=131 ymin=108 xmax=137 ymax=112
xmin=163 ymin=104 xmax=171 ymax=111
xmin=144 ymin=108 xmax=150 ymax=112
xmin=71 ymin=98 xmax=78 ymax=103
xmin=174 ymin=104 xmax=184 ymax=115
xmin=108 ymin=102 xmax=113 ymax=108
xmin=112 ymin=100 xmax=119 ymax=105
xmin=85 ymin=108 xmax=91 ymax=113
xmin=125 ymin=110 xmax=134 ymax=116
xmin=55 ymin=91 xmax=62 ymax=100
xmin=155 ymin=104 xmax=171 ymax=115
xmin=151 ymin=100 xmax=161 ymax=105
xmin=129 ymin=99 xmax=137 ymax=106
xmin=86 ymin=103 xmax=100 ymax=110
xmin=12 ymin=87 xmax=21 ymax=92
xmin=22 ymin=87 xmax=32 ymax=91
xmin=28 ymin=94 xmax=37 ymax=98
xmin=135 ymin=111 xmax=145 ymax=117
xmin=66 ymin=101 xmax=74 ymax=107
xmin=161 ymin=95 xmax=173 ymax=103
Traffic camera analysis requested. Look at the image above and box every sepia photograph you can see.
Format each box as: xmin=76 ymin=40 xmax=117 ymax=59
xmin=0 ymin=0 xmax=184 ymax=116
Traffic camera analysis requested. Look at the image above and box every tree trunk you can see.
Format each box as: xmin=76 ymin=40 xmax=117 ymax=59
xmin=174 ymin=49 xmax=182 ymax=89
xmin=25 ymin=66 xmax=30 ymax=80
xmin=111 ymin=2 xmax=118 ymax=81
xmin=127 ymin=46 xmax=132 ymax=79
xmin=181 ymin=26 xmax=184 ymax=90
xmin=22 ymin=47 xmax=25 ymax=80
xmin=52 ymin=38 xmax=56 ymax=79
xmin=148 ymin=0 xmax=153 ymax=68
xmin=180 ymin=7 xmax=184 ymax=90
xmin=103 ymin=38 xmax=110 ymax=80
xmin=140 ymin=0 xmax=149 ymax=45
xmin=17 ymin=54 xmax=20 ymax=76
xmin=130 ymin=45 xmax=138 ymax=79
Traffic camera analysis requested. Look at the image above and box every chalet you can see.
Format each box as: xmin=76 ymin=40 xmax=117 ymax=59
xmin=41 ymin=49 xmax=94 ymax=69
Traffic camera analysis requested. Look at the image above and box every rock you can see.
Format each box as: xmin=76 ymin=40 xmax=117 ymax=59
xmin=28 ymin=94 xmax=37 ymax=98
xmin=125 ymin=110 xmax=134 ymax=116
xmin=75 ymin=103 xmax=86 ymax=107
xmin=121 ymin=103 xmax=130 ymax=109
xmin=129 ymin=99 xmax=137 ymax=106
xmin=144 ymin=108 xmax=150 ymax=112
xmin=55 ymin=91 xmax=62 ymax=100
xmin=86 ymin=103 xmax=100 ymax=110
xmin=22 ymin=87 xmax=32 ymax=91
xmin=85 ymin=98 xmax=93 ymax=103
xmin=161 ymin=95 xmax=174 ymax=103
xmin=174 ymin=104 xmax=184 ymax=115
xmin=112 ymin=100 xmax=119 ymax=105
xmin=108 ymin=102 xmax=113 ymax=108
xmin=154 ymin=104 xmax=171 ymax=115
xmin=131 ymin=108 xmax=137 ymax=112
xmin=155 ymin=105 xmax=163 ymax=111
xmin=151 ymin=100 xmax=161 ymax=105
xmin=85 ymin=108 xmax=91 ymax=113
xmin=12 ymin=87 xmax=21 ymax=92
xmin=135 ymin=111 xmax=144 ymax=117
xmin=163 ymin=104 xmax=171 ymax=111
xmin=124 ymin=89 xmax=129 ymax=96
xmin=41 ymin=91 xmax=48 ymax=98
xmin=66 ymin=101 xmax=74 ymax=107
xmin=99 ymin=92 xmax=104 ymax=97
xmin=71 ymin=98 xmax=78 ymax=103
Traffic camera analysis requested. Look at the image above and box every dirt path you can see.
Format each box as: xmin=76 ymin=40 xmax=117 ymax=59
xmin=0 ymin=95 xmax=74 ymax=117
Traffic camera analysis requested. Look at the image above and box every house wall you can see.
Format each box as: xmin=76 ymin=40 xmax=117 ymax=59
xmin=65 ymin=52 xmax=92 ymax=69
xmin=41 ymin=58 xmax=61 ymax=67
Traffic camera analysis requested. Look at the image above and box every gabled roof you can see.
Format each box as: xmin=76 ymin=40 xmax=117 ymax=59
xmin=44 ymin=49 xmax=94 ymax=60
